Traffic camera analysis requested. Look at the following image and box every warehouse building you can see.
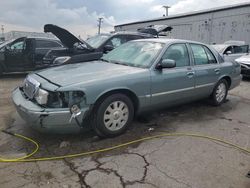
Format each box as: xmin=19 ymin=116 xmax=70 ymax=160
xmin=0 ymin=31 xmax=55 ymax=42
xmin=115 ymin=2 xmax=250 ymax=44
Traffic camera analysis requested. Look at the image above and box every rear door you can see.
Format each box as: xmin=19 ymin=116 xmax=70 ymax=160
xmin=150 ymin=43 xmax=195 ymax=107
xmin=189 ymin=43 xmax=220 ymax=97
xmin=34 ymin=39 xmax=63 ymax=66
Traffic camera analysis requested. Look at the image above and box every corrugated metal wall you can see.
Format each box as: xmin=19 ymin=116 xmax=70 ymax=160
xmin=115 ymin=5 xmax=250 ymax=44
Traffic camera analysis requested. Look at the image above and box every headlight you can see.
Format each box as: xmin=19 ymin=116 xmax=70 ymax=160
xmin=35 ymin=88 xmax=49 ymax=105
xmin=46 ymin=91 xmax=85 ymax=108
xmin=53 ymin=56 xmax=71 ymax=65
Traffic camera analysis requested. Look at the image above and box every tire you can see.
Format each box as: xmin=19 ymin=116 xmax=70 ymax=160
xmin=211 ymin=79 xmax=228 ymax=106
xmin=92 ymin=93 xmax=134 ymax=137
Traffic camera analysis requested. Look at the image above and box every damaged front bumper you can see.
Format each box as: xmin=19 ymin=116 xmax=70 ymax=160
xmin=12 ymin=87 xmax=90 ymax=133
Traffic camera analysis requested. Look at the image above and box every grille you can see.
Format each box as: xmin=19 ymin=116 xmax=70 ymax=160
xmin=23 ymin=76 xmax=40 ymax=99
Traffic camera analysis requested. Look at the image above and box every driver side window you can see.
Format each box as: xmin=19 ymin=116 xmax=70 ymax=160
xmin=162 ymin=43 xmax=190 ymax=67
xmin=10 ymin=40 xmax=25 ymax=50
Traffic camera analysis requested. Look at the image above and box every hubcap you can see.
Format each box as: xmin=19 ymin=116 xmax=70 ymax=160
xmin=103 ymin=101 xmax=129 ymax=131
xmin=215 ymin=83 xmax=226 ymax=103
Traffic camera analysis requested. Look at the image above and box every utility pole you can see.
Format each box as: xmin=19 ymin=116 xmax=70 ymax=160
xmin=1 ymin=25 xmax=4 ymax=41
xmin=97 ymin=17 xmax=103 ymax=34
xmin=162 ymin=6 xmax=171 ymax=16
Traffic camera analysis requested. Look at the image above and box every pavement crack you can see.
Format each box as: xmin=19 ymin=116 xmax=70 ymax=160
xmin=153 ymin=164 xmax=192 ymax=188
xmin=63 ymin=159 xmax=91 ymax=188
xmin=92 ymin=156 xmax=126 ymax=188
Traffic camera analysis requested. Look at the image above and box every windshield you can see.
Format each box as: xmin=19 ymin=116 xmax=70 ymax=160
xmin=102 ymin=41 xmax=164 ymax=68
xmin=0 ymin=39 xmax=14 ymax=49
xmin=211 ymin=45 xmax=227 ymax=53
xmin=86 ymin=34 xmax=110 ymax=48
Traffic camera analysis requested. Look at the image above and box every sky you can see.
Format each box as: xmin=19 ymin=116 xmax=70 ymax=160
xmin=0 ymin=0 xmax=250 ymax=38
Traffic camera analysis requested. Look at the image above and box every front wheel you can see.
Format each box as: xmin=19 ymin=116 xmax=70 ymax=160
xmin=92 ymin=94 xmax=134 ymax=137
xmin=211 ymin=79 xmax=228 ymax=106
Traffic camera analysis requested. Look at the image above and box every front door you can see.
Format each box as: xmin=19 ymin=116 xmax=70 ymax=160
xmin=4 ymin=38 xmax=26 ymax=72
xmin=151 ymin=43 xmax=195 ymax=108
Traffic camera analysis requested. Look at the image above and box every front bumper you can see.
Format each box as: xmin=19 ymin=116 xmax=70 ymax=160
xmin=241 ymin=67 xmax=250 ymax=77
xmin=12 ymin=88 xmax=90 ymax=133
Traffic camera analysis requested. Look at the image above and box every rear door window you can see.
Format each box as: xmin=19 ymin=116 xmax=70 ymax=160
xmin=233 ymin=45 xmax=249 ymax=53
xmin=36 ymin=40 xmax=62 ymax=48
xmin=190 ymin=44 xmax=209 ymax=65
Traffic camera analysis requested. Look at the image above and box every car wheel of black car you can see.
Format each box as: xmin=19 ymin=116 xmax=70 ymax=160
xmin=93 ymin=94 xmax=134 ymax=137
xmin=211 ymin=79 xmax=228 ymax=106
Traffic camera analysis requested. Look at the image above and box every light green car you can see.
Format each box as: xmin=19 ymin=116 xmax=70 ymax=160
xmin=12 ymin=39 xmax=241 ymax=137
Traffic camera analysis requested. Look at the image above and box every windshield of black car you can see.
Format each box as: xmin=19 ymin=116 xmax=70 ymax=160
xmin=86 ymin=34 xmax=110 ymax=48
xmin=0 ymin=39 xmax=14 ymax=50
xmin=101 ymin=41 xmax=164 ymax=68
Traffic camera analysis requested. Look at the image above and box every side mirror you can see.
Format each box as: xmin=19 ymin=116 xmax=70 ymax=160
xmin=103 ymin=45 xmax=114 ymax=53
xmin=225 ymin=51 xmax=232 ymax=55
xmin=156 ymin=59 xmax=176 ymax=69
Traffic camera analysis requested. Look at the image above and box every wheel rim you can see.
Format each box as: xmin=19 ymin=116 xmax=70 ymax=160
xmin=103 ymin=101 xmax=129 ymax=131
xmin=215 ymin=83 xmax=226 ymax=103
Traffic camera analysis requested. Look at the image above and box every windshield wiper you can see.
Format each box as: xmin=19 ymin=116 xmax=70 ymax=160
xmin=110 ymin=60 xmax=129 ymax=66
xmin=100 ymin=58 xmax=110 ymax=63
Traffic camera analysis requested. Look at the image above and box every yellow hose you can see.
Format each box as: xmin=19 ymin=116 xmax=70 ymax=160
xmin=0 ymin=132 xmax=250 ymax=162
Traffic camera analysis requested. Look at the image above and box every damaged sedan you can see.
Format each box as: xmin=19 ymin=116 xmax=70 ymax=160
xmin=12 ymin=39 xmax=241 ymax=137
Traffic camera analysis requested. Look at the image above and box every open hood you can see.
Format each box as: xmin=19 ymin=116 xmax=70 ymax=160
xmin=137 ymin=25 xmax=173 ymax=36
xmin=44 ymin=24 xmax=93 ymax=50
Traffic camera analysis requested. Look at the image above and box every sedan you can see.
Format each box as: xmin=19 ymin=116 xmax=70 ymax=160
xmin=12 ymin=39 xmax=241 ymax=137
xmin=235 ymin=54 xmax=250 ymax=77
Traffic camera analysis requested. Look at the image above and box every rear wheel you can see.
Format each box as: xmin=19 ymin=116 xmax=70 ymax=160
xmin=92 ymin=94 xmax=134 ymax=137
xmin=211 ymin=79 xmax=228 ymax=106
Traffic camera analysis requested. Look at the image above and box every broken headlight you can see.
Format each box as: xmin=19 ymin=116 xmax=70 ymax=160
xmin=46 ymin=91 xmax=86 ymax=108
xmin=34 ymin=88 xmax=49 ymax=105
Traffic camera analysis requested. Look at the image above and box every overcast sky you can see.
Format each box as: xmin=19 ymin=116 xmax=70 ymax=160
xmin=0 ymin=0 xmax=249 ymax=38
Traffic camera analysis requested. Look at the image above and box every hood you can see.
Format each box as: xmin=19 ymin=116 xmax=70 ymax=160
xmin=35 ymin=61 xmax=147 ymax=87
xmin=137 ymin=25 xmax=173 ymax=36
xmin=236 ymin=54 xmax=250 ymax=65
xmin=44 ymin=24 xmax=93 ymax=49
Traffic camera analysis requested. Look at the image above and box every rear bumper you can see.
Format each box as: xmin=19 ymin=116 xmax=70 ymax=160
xmin=12 ymin=87 xmax=90 ymax=133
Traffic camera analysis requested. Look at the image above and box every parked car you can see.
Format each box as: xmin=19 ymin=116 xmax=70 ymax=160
xmin=0 ymin=37 xmax=64 ymax=75
xmin=12 ymin=39 xmax=241 ymax=136
xmin=235 ymin=54 xmax=250 ymax=77
xmin=211 ymin=41 xmax=249 ymax=63
xmin=43 ymin=24 xmax=172 ymax=65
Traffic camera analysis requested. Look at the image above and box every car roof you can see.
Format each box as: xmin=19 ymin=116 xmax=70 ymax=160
xmin=26 ymin=36 xmax=60 ymax=41
xmin=132 ymin=38 xmax=208 ymax=45
xmin=112 ymin=31 xmax=153 ymax=37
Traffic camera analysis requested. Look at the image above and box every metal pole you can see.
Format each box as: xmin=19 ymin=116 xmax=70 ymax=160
xmin=97 ymin=18 xmax=103 ymax=34
xmin=162 ymin=6 xmax=170 ymax=16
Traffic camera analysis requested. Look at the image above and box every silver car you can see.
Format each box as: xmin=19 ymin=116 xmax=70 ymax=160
xmin=12 ymin=39 xmax=241 ymax=137
xmin=212 ymin=41 xmax=249 ymax=63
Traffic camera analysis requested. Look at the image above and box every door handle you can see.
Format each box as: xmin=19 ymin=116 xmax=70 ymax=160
xmin=214 ymin=68 xmax=220 ymax=74
xmin=187 ymin=71 xmax=195 ymax=78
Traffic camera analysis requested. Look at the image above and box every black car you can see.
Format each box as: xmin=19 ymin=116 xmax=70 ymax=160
xmin=0 ymin=37 xmax=63 ymax=75
xmin=43 ymin=24 xmax=172 ymax=65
